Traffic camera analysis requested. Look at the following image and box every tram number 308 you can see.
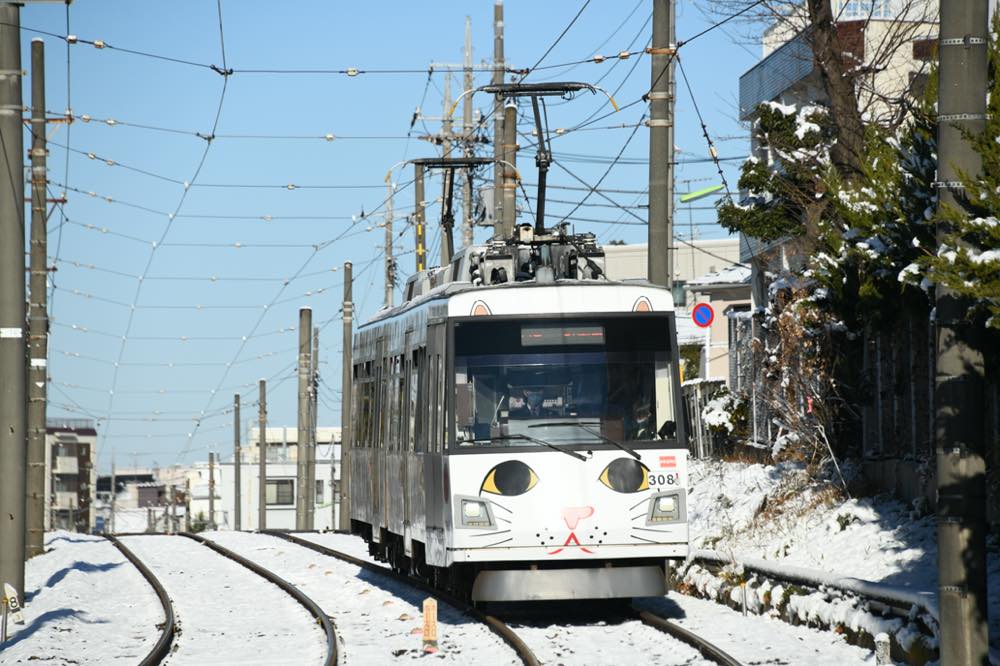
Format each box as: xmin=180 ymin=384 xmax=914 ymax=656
xmin=649 ymin=473 xmax=678 ymax=487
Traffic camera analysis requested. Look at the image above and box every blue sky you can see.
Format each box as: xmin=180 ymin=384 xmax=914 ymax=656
xmin=17 ymin=1 xmax=760 ymax=470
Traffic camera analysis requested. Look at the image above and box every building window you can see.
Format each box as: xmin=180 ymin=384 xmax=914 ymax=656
xmin=315 ymin=480 xmax=324 ymax=505
xmin=265 ymin=479 xmax=294 ymax=506
xmin=672 ymin=280 xmax=687 ymax=307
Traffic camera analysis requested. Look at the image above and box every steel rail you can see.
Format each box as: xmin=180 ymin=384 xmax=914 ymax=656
xmin=633 ymin=607 xmax=743 ymax=666
xmin=104 ymin=535 xmax=176 ymax=666
xmin=180 ymin=532 xmax=338 ymax=666
xmin=263 ymin=530 xmax=540 ymax=666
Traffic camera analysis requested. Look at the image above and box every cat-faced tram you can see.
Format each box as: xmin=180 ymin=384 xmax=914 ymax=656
xmin=348 ymin=227 xmax=690 ymax=601
xmin=347 ymin=81 xmax=689 ymax=601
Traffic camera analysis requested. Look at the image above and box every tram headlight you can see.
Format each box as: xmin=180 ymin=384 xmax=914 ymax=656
xmin=648 ymin=491 xmax=683 ymax=524
xmin=460 ymin=499 xmax=494 ymax=528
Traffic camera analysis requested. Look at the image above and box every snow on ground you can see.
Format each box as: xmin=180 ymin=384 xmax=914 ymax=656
xmin=204 ymin=530 xmax=520 ymax=665
xmin=641 ymin=592 xmax=877 ymax=665
xmin=687 ymin=458 xmax=1000 ymax=653
xmin=295 ymin=533 xmax=711 ymax=665
xmin=120 ymin=535 xmax=325 ymax=666
xmin=1 ymin=531 xmax=161 ymax=665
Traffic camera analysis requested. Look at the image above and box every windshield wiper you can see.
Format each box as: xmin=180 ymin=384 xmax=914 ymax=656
xmin=466 ymin=433 xmax=588 ymax=461
xmin=530 ymin=421 xmax=641 ymax=460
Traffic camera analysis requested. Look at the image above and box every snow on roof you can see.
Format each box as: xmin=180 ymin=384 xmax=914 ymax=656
xmin=687 ymin=264 xmax=751 ymax=288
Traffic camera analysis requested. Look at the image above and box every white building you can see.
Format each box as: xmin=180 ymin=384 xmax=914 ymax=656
xmin=193 ymin=426 xmax=342 ymax=531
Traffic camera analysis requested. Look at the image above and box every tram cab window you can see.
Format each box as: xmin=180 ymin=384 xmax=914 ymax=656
xmin=453 ymin=317 xmax=677 ymax=449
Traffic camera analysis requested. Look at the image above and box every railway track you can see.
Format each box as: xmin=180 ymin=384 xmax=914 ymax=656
xmin=262 ymin=529 xmax=539 ymax=666
xmin=104 ymin=535 xmax=176 ymax=666
xmin=181 ymin=533 xmax=338 ymax=666
xmin=115 ymin=533 xmax=334 ymax=666
xmin=632 ymin=607 xmax=742 ymax=666
xmin=275 ymin=531 xmax=743 ymax=666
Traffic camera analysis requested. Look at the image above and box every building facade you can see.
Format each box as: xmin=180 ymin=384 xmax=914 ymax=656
xmin=45 ymin=418 xmax=97 ymax=533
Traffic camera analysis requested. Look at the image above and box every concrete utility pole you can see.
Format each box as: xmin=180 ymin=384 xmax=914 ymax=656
xmin=462 ymin=15 xmax=475 ymax=250
xmin=310 ymin=325 xmax=319 ymax=529
xmin=184 ymin=479 xmax=191 ymax=532
xmin=233 ymin=393 xmax=241 ymax=530
xmin=26 ymin=38 xmax=48 ymax=559
xmin=0 ymin=2 xmax=26 ymax=599
xmin=338 ymin=262 xmax=353 ymax=531
xmin=110 ymin=451 xmax=116 ymax=534
xmin=492 ymin=0 xmax=505 ymax=239
xmin=208 ymin=452 xmax=216 ymax=530
xmin=647 ymin=0 xmax=676 ymax=289
xmin=296 ymin=308 xmax=312 ymax=530
xmin=415 ymin=164 xmax=426 ymax=272
xmin=441 ymin=72 xmax=455 ymax=265
xmin=500 ymin=99 xmax=518 ymax=237
xmin=168 ymin=485 xmax=176 ymax=534
xmin=258 ymin=379 xmax=267 ymax=530
xmin=385 ymin=173 xmax=395 ymax=308
xmin=935 ymin=0 xmax=990 ymax=662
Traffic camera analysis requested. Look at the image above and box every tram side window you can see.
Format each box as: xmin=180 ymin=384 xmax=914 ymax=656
xmin=435 ymin=353 xmax=444 ymax=454
xmin=407 ymin=351 xmax=419 ymax=452
xmin=387 ymin=355 xmax=399 ymax=450
xmin=415 ymin=348 xmax=427 ymax=452
xmin=396 ymin=356 xmax=406 ymax=451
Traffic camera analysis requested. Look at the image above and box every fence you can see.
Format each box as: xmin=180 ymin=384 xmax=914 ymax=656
xmin=682 ymin=379 xmax=726 ymax=458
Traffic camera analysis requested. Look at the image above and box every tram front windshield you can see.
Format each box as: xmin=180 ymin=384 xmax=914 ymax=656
xmin=453 ymin=316 xmax=678 ymax=449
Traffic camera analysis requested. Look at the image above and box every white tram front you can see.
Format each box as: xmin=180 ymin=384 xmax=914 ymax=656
xmin=348 ymin=230 xmax=690 ymax=601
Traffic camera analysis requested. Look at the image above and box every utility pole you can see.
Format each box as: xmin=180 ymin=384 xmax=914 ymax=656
xmin=415 ymin=164 xmax=426 ymax=272
xmin=441 ymin=72 xmax=455 ymax=265
xmin=26 ymin=38 xmax=48 ymax=559
xmin=935 ymin=0 xmax=989 ymax=662
xmin=168 ymin=485 xmax=176 ymax=534
xmin=0 ymin=2 xmax=26 ymax=600
xmin=296 ymin=308 xmax=312 ymax=531
xmin=492 ymin=0 xmax=505 ymax=239
xmin=184 ymin=479 xmax=191 ymax=532
xmin=258 ymin=379 xmax=267 ymax=530
xmin=462 ymin=15 xmax=475 ymax=250
xmin=647 ymin=0 xmax=676 ymax=289
xmin=500 ymin=99 xmax=518 ymax=237
xmin=110 ymin=450 xmax=116 ymax=534
xmin=208 ymin=451 xmax=216 ymax=530
xmin=233 ymin=393 xmax=241 ymax=531
xmin=338 ymin=262 xmax=353 ymax=531
xmin=310 ymin=325 xmax=318 ymax=529
xmin=385 ymin=173 xmax=395 ymax=308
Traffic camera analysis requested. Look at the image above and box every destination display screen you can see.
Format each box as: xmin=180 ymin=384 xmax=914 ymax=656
xmin=520 ymin=323 xmax=605 ymax=346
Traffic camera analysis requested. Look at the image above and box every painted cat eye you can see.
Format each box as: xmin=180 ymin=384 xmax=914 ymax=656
xmin=480 ymin=460 xmax=539 ymax=496
xmin=598 ymin=458 xmax=650 ymax=493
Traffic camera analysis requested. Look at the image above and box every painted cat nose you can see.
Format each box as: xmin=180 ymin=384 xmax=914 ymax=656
xmin=561 ymin=506 xmax=594 ymax=530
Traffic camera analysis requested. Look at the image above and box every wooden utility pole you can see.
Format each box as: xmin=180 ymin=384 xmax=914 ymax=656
xmin=935 ymin=0 xmax=989 ymax=662
xmin=0 ymin=2 xmax=26 ymax=599
xmin=26 ymin=37 xmax=48 ymax=559
xmin=233 ymin=393 xmax=241 ymax=530
xmin=338 ymin=262 xmax=353 ymax=531
xmin=296 ymin=308 xmax=312 ymax=530
xmin=462 ymin=15 xmax=475 ymax=250
xmin=258 ymin=379 xmax=267 ymax=530
xmin=492 ymin=0 xmax=505 ymax=239
xmin=415 ymin=164 xmax=426 ymax=272
xmin=647 ymin=0 xmax=675 ymax=289
xmin=208 ymin=452 xmax=216 ymax=530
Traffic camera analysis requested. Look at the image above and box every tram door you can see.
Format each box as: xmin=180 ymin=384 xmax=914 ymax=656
xmin=423 ymin=320 xmax=447 ymax=565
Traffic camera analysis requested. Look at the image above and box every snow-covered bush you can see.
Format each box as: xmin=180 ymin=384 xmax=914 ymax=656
xmin=701 ymin=388 xmax=747 ymax=436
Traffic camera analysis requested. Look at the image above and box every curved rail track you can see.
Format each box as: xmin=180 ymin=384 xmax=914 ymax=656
xmin=633 ymin=607 xmax=743 ymax=666
xmin=263 ymin=530 xmax=539 ymax=666
xmin=180 ymin=532 xmax=338 ymax=666
xmin=104 ymin=535 xmax=176 ymax=666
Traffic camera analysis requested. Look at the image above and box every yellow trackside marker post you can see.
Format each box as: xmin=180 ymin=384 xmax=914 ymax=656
xmin=422 ymin=598 xmax=438 ymax=653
